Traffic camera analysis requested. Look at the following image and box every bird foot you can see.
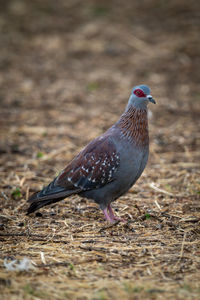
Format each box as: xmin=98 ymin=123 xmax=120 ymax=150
xmin=111 ymin=215 xmax=126 ymax=223
xmin=102 ymin=208 xmax=115 ymax=223
xmin=102 ymin=204 xmax=126 ymax=223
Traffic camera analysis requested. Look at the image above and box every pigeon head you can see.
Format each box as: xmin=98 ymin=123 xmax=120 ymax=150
xmin=128 ymin=84 xmax=156 ymax=109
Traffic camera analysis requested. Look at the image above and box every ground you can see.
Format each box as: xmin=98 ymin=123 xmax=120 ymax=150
xmin=0 ymin=0 xmax=200 ymax=299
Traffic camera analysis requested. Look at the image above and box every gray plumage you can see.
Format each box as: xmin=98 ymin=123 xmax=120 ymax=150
xmin=27 ymin=84 xmax=156 ymax=222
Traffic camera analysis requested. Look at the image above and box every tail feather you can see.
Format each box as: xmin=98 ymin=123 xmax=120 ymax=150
xmin=27 ymin=195 xmax=66 ymax=215
xmin=27 ymin=177 xmax=80 ymax=215
xmin=28 ymin=178 xmax=64 ymax=202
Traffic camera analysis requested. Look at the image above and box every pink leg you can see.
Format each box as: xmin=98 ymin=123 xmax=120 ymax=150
xmin=107 ymin=204 xmax=126 ymax=222
xmin=103 ymin=208 xmax=114 ymax=223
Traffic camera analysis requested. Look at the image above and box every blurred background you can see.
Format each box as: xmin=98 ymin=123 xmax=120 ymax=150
xmin=0 ymin=0 xmax=199 ymax=157
xmin=0 ymin=1 xmax=200 ymax=298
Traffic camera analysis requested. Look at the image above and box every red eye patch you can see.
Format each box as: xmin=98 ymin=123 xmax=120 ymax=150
xmin=133 ymin=89 xmax=146 ymax=98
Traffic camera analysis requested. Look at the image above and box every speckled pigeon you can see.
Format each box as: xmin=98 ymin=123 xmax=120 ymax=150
xmin=27 ymin=85 xmax=156 ymax=222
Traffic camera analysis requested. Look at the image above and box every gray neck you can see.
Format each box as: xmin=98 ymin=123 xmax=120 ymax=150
xmin=125 ymin=95 xmax=148 ymax=112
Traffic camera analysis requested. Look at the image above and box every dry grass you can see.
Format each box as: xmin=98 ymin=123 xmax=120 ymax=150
xmin=0 ymin=0 xmax=200 ymax=299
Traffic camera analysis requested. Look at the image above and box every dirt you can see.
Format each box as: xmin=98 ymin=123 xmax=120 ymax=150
xmin=0 ymin=0 xmax=200 ymax=299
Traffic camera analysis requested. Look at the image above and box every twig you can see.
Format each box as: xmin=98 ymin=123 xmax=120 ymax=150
xmin=79 ymin=245 xmax=108 ymax=252
xmin=180 ymin=232 xmax=187 ymax=259
xmin=36 ymin=257 xmax=103 ymax=268
xmin=1 ymin=191 xmax=8 ymax=201
xmin=40 ymin=252 xmax=46 ymax=264
xmin=149 ymin=182 xmax=174 ymax=196
xmin=134 ymin=204 xmax=142 ymax=215
xmin=0 ymin=232 xmax=69 ymax=243
xmin=173 ymin=232 xmax=187 ymax=269
xmin=0 ymin=214 xmax=13 ymax=221
xmin=98 ymin=220 xmax=120 ymax=232
xmin=154 ymin=200 xmax=161 ymax=210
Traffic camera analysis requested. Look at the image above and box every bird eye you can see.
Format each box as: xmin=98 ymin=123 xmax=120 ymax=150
xmin=133 ymin=89 xmax=146 ymax=98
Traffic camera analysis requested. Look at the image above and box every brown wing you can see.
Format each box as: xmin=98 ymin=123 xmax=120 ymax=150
xmin=57 ymin=136 xmax=120 ymax=191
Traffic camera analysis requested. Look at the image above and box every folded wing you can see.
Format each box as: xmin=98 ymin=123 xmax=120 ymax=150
xmin=57 ymin=136 xmax=120 ymax=191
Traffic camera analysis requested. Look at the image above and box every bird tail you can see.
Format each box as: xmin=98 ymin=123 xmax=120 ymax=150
xmin=27 ymin=178 xmax=75 ymax=214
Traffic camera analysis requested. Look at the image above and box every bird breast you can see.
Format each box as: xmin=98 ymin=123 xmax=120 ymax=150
xmin=116 ymin=106 xmax=149 ymax=147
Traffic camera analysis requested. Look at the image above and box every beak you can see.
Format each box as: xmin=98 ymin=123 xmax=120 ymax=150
xmin=147 ymin=95 xmax=156 ymax=104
